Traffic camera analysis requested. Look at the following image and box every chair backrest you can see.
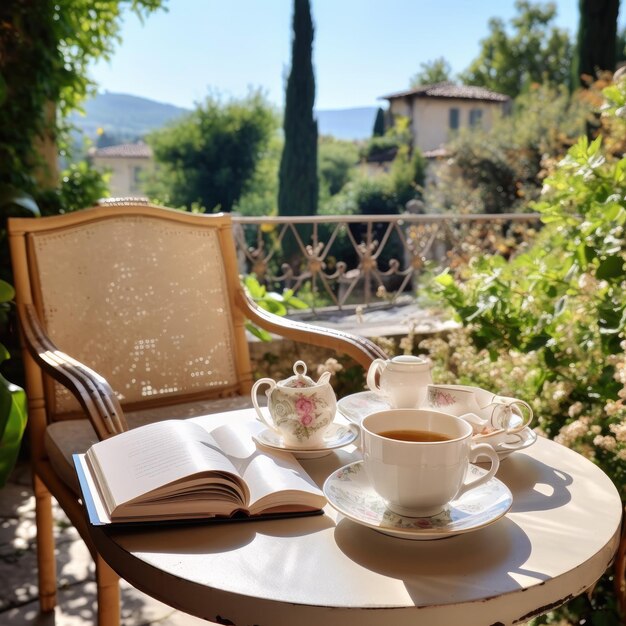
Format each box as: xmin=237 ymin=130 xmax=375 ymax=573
xmin=9 ymin=202 xmax=253 ymax=421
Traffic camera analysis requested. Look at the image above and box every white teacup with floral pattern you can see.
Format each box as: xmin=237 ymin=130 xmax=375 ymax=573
xmin=251 ymin=361 xmax=337 ymax=448
xmin=426 ymin=384 xmax=533 ymax=435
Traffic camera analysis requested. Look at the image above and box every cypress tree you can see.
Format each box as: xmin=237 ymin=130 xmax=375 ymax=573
xmin=278 ymin=0 xmax=318 ymax=264
xmin=372 ymin=107 xmax=386 ymax=137
xmin=573 ymin=0 xmax=620 ymax=87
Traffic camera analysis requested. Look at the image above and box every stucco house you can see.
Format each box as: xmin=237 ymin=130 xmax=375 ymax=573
xmin=89 ymin=141 xmax=154 ymax=197
xmin=381 ymin=82 xmax=510 ymax=155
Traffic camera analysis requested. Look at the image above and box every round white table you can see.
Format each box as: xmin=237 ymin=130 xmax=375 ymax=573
xmin=89 ymin=408 xmax=622 ymax=626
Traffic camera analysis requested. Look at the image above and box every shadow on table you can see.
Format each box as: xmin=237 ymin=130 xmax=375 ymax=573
xmin=106 ymin=508 xmax=336 ymax=556
xmin=334 ymin=516 xmax=549 ymax=601
xmin=498 ymin=453 xmax=573 ymax=513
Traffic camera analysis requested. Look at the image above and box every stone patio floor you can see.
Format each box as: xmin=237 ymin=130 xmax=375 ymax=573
xmin=0 ymin=461 xmax=211 ymax=626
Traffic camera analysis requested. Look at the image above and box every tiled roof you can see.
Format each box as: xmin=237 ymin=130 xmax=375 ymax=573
xmin=382 ymin=82 xmax=510 ymax=103
xmin=92 ymin=142 xmax=153 ymax=158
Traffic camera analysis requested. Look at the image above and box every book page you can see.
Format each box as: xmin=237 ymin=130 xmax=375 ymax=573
xmin=205 ymin=422 xmax=326 ymax=514
xmin=86 ymin=420 xmax=243 ymax=512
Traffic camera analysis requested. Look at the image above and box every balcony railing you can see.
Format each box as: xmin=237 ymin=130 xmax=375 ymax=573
xmin=232 ymin=213 xmax=542 ymax=314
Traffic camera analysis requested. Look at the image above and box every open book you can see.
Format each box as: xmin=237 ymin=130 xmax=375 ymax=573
xmin=73 ymin=419 xmax=326 ymax=525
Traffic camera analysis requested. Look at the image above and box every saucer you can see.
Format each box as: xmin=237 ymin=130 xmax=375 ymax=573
xmin=323 ymin=461 xmax=512 ymax=540
xmin=337 ymin=391 xmax=390 ymax=424
xmin=253 ymin=422 xmax=359 ymax=459
xmin=478 ymin=427 xmax=538 ymax=460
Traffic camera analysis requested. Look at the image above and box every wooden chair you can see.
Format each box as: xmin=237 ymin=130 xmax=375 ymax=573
xmin=8 ymin=201 xmax=386 ymax=626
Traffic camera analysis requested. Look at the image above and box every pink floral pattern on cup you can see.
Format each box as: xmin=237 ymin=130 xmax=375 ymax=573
xmin=428 ymin=388 xmax=457 ymax=408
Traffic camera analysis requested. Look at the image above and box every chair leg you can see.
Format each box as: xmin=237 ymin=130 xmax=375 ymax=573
xmin=96 ymin=554 xmax=121 ymax=626
xmin=33 ymin=473 xmax=57 ymax=612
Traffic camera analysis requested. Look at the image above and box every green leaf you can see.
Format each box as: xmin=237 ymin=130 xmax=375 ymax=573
xmin=0 ymin=280 xmax=15 ymax=304
xmin=434 ymin=271 xmax=454 ymax=287
xmin=596 ymin=255 xmax=625 ymax=280
xmin=284 ymin=294 xmax=309 ymax=310
xmin=542 ymin=347 xmax=557 ymax=368
xmin=257 ymin=299 xmax=287 ymax=316
xmin=576 ymin=243 xmax=595 ymax=268
xmin=525 ymin=333 xmax=551 ymax=351
xmin=0 ymin=186 xmax=40 ymax=215
xmin=554 ymin=296 xmax=566 ymax=316
xmin=244 ymin=321 xmax=273 ymax=342
xmin=243 ymin=275 xmax=266 ymax=298
xmin=0 ymin=375 xmax=27 ymax=488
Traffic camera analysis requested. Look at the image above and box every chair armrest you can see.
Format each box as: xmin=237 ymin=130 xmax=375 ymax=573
xmin=18 ymin=304 xmax=127 ymax=439
xmin=235 ymin=288 xmax=388 ymax=371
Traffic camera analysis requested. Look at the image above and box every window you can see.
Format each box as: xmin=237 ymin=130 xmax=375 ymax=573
xmin=449 ymin=108 xmax=459 ymax=130
xmin=469 ymin=108 xmax=483 ymax=127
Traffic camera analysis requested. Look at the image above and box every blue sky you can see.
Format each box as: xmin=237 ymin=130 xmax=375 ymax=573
xmin=90 ymin=1 xmax=623 ymax=111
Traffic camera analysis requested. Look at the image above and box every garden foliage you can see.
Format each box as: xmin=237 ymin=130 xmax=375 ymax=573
xmin=146 ymin=91 xmax=277 ymax=213
xmin=432 ymin=77 xmax=626 ymax=493
xmin=460 ymin=0 xmax=572 ymax=98
xmin=425 ymin=83 xmax=589 ymax=214
xmin=423 ymin=77 xmax=626 ymax=624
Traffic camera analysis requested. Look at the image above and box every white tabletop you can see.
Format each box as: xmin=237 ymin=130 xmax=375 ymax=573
xmin=90 ymin=408 xmax=622 ymax=626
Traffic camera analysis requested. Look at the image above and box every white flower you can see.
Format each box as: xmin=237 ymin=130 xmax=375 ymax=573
xmin=568 ymin=402 xmax=583 ymax=418
xmin=317 ymin=358 xmax=343 ymax=376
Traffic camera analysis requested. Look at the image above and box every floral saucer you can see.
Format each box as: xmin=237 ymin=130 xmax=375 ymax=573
xmin=336 ymin=392 xmax=537 ymax=460
xmin=336 ymin=391 xmax=390 ymax=424
xmin=323 ymin=461 xmax=512 ymax=540
xmin=253 ymin=422 xmax=359 ymax=459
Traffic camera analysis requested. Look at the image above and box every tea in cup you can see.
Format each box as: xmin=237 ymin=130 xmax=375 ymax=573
xmin=426 ymin=384 xmax=533 ymax=435
xmin=366 ymin=355 xmax=432 ymax=409
xmin=251 ymin=361 xmax=337 ymax=448
xmin=361 ymin=409 xmax=500 ymax=517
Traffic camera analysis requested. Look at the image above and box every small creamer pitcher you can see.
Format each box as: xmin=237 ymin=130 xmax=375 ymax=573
xmin=366 ymin=355 xmax=433 ymax=409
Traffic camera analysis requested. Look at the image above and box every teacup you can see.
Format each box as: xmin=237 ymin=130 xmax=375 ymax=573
xmin=366 ymin=355 xmax=433 ymax=409
xmin=361 ymin=409 xmax=500 ymax=517
xmin=251 ymin=361 xmax=337 ymax=448
xmin=426 ymin=384 xmax=533 ymax=435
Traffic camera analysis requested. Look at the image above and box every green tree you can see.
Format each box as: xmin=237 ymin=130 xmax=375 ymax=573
xmin=0 ymin=0 xmax=164 ymax=195
xmin=572 ymin=0 xmax=621 ymax=87
xmin=318 ymin=137 xmax=358 ymax=198
xmin=278 ymin=0 xmax=318 ymax=222
xmin=460 ymin=1 xmax=572 ymax=98
xmin=146 ymin=92 xmax=277 ymax=213
xmin=372 ymin=107 xmax=386 ymax=137
xmin=410 ymin=57 xmax=453 ymax=87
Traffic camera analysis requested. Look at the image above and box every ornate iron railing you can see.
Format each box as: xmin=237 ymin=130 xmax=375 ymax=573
xmin=232 ymin=213 xmax=542 ymax=313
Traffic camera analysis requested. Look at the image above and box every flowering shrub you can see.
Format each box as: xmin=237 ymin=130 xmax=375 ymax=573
xmin=424 ymin=77 xmax=626 ymax=624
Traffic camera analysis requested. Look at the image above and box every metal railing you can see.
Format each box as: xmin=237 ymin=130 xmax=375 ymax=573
xmin=232 ymin=213 xmax=542 ymax=314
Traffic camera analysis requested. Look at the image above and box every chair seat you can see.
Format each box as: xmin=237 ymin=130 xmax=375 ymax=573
xmin=45 ymin=395 xmax=256 ymax=493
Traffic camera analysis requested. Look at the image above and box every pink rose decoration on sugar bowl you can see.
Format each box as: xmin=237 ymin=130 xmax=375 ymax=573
xmin=251 ymin=360 xmax=337 ymax=447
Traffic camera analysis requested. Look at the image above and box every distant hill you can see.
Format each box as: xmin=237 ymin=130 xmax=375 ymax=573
xmin=71 ymin=92 xmax=378 ymax=142
xmin=316 ymin=107 xmax=377 ymax=140
xmin=70 ymin=92 xmax=190 ymax=139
